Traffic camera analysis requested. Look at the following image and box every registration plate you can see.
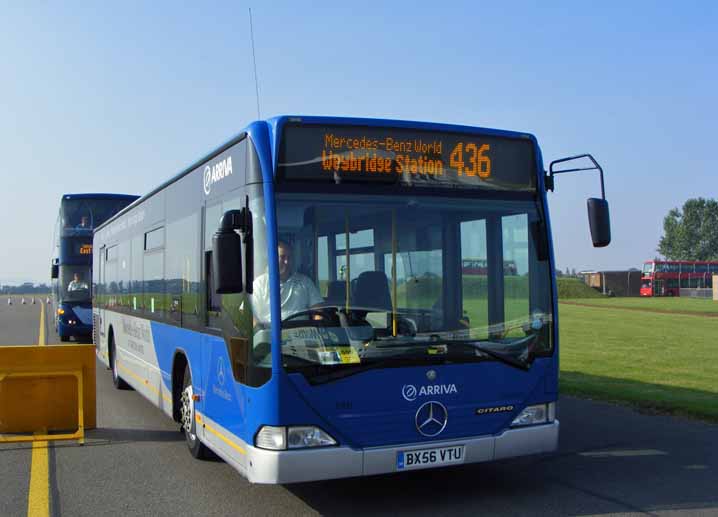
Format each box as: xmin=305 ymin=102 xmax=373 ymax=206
xmin=396 ymin=445 xmax=465 ymax=471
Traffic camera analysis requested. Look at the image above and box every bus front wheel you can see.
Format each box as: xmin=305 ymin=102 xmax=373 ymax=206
xmin=181 ymin=365 xmax=211 ymax=459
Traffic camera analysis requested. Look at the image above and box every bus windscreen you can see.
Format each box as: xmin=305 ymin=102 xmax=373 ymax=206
xmin=278 ymin=124 xmax=536 ymax=191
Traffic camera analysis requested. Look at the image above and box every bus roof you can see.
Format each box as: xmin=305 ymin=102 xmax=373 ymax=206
xmin=644 ymin=259 xmax=718 ymax=264
xmin=267 ymin=115 xmax=537 ymax=141
xmin=62 ymin=193 xmax=139 ymax=201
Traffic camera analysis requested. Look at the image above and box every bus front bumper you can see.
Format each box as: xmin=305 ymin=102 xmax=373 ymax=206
xmin=246 ymin=420 xmax=559 ymax=484
xmin=57 ymin=320 xmax=92 ymax=338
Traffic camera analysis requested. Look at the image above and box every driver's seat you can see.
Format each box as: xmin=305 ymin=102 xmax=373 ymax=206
xmin=352 ymin=271 xmax=393 ymax=311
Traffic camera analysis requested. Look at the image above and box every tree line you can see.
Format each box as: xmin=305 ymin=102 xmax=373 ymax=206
xmin=1 ymin=283 xmax=51 ymax=294
xmin=659 ymin=198 xmax=718 ymax=261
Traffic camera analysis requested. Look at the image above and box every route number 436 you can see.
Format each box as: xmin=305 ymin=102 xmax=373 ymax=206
xmin=450 ymin=142 xmax=491 ymax=178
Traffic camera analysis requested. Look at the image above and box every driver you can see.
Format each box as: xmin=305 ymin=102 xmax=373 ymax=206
xmin=67 ymin=272 xmax=88 ymax=291
xmin=252 ymin=239 xmax=323 ymax=324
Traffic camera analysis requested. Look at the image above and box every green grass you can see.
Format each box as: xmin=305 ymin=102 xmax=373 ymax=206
xmin=557 ymin=277 xmax=603 ymax=298
xmin=561 ymin=296 xmax=718 ymax=314
xmin=559 ymin=303 xmax=718 ymax=421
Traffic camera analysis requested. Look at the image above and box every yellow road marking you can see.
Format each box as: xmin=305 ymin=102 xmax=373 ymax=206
xmin=27 ymin=438 xmax=49 ymax=517
xmin=38 ymin=303 xmax=46 ymax=346
xmin=28 ymin=304 xmax=49 ymax=517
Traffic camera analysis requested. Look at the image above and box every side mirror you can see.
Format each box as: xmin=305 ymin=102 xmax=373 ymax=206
xmin=212 ymin=210 xmax=243 ymax=294
xmin=51 ymin=264 xmax=59 ymax=279
xmin=549 ymin=154 xmax=612 ymax=248
xmin=587 ymin=198 xmax=611 ymax=247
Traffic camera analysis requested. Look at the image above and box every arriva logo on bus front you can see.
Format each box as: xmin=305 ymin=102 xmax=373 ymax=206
xmin=402 ymin=383 xmax=458 ymax=402
xmin=203 ymin=156 xmax=233 ymax=195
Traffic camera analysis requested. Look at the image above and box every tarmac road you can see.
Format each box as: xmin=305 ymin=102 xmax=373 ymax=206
xmin=1 ymin=300 xmax=717 ymax=516
xmin=0 ymin=295 xmax=51 ymax=345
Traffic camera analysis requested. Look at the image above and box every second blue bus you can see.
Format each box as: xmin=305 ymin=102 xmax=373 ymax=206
xmin=51 ymin=193 xmax=138 ymax=341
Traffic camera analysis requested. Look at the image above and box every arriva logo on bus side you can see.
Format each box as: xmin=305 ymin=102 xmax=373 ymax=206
xmin=402 ymin=383 xmax=458 ymax=402
xmin=203 ymin=156 xmax=233 ymax=195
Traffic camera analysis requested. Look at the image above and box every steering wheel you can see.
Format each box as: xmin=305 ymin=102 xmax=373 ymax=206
xmin=281 ymin=306 xmax=339 ymax=323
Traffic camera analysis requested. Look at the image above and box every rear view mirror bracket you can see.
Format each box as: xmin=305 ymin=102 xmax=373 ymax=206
xmin=546 ymin=154 xmax=611 ymax=248
xmin=546 ymin=153 xmax=605 ymax=200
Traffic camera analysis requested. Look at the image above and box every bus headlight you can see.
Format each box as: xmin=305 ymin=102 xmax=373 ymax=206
xmin=255 ymin=425 xmax=337 ymax=450
xmin=287 ymin=426 xmax=336 ymax=449
xmin=511 ymin=403 xmax=555 ymax=427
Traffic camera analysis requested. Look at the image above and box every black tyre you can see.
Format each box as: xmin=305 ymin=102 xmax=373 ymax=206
xmin=180 ymin=364 xmax=211 ymax=459
xmin=110 ymin=336 xmax=131 ymax=390
xmin=60 ymin=335 xmax=70 ymax=342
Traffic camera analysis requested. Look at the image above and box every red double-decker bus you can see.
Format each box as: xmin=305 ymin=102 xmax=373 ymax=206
xmin=640 ymin=260 xmax=718 ymax=296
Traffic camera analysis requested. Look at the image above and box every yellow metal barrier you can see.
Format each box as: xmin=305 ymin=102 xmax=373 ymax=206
xmin=0 ymin=345 xmax=96 ymax=444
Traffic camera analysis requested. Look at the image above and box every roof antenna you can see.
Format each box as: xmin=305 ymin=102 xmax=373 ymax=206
xmin=249 ymin=8 xmax=261 ymax=119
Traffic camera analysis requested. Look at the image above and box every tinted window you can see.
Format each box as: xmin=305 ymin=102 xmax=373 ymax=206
xmin=145 ymin=227 xmax=165 ymax=251
xmin=131 ymin=234 xmax=143 ymax=311
xmin=61 ymin=197 xmax=136 ymax=230
xmin=144 ymin=250 xmax=164 ymax=316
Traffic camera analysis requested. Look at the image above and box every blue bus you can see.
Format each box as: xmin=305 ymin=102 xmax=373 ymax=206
xmin=93 ymin=116 xmax=610 ymax=483
xmin=51 ymin=193 xmax=138 ymax=342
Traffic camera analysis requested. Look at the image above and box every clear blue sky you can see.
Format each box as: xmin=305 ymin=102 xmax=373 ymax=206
xmin=1 ymin=1 xmax=716 ymax=283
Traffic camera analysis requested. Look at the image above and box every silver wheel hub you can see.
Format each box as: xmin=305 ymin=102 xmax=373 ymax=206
xmin=180 ymin=384 xmax=196 ymax=440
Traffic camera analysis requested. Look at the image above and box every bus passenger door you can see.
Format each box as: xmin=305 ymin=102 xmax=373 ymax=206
xmin=199 ymin=196 xmax=251 ymax=457
xmin=654 ymin=279 xmax=664 ymax=296
xmin=199 ymin=200 xmax=225 ymax=432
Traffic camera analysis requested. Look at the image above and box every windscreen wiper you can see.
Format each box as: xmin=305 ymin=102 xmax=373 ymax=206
xmin=444 ymin=339 xmax=531 ymax=371
xmin=372 ymin=336 xmax=423 ymax=347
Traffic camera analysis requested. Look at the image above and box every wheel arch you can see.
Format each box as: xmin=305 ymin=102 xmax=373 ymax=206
xmin=107 ymin=324 xmax=115 ymax=357
xmin=171 ymin=351 xmax=189 ymax=422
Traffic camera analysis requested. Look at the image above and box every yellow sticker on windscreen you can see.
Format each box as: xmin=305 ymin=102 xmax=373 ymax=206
xmin=335 ymin=346 xmax=361 ymax=364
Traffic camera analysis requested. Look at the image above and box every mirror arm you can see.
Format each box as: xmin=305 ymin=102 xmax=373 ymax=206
xmin=547 ymin=154 xmax=605 ymax=200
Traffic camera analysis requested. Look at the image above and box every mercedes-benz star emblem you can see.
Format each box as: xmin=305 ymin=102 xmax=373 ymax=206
xmin=415 ymin=401 xmax=448 ymax=437
xmin=426 ymin=369 xmax=437 ymax=381
xmin=217 ymin=357 xmax=226 ymax=387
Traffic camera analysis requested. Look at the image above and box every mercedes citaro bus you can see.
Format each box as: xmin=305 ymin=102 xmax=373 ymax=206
xmin=93 ymin=116 xmax=610 ymax=483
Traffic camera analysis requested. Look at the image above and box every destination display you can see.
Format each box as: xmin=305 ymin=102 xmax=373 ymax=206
xmin=60 ymin=238 xmax=93 ymax=261
xmin=278 ymin=124 xmax=536 ymax=191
